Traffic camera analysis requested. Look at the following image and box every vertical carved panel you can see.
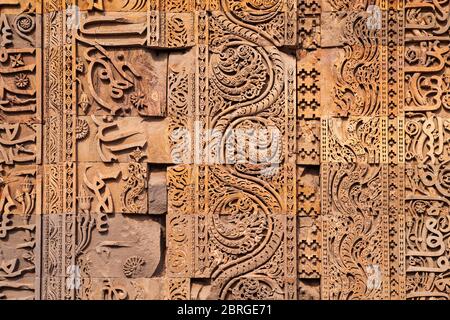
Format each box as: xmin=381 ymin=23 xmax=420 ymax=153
xmin=0 ymin=0 xmax=42 ymax=300
xmin=40 ymin=0 xmax=193 ymax=300
xmin=42 ymin=0 xmax=64 ymax=300
xmin=387 ymin=0 xmax=406 ymax=300
xmin=296 ymin=0 xmax=322 ymax=299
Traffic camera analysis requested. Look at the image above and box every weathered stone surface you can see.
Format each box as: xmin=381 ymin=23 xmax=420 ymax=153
xmin=86 ymin=278 xmax=165 ymax=300
xmin=78 ymin=213 xmax=162 ymax=279
xmin=75 ymin=46 xmax=168 ymax=117
xmin=1 ymin=0 xmax=450 ymax=301
xmin=148 ymin=167 xmax=167 ymax=215
xmin=76 ymin=116 xmax=172 ymax=164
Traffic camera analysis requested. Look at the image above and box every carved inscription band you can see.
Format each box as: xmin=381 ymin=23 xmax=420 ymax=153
xmin=0 ymin=0 xmax=448 ymax=300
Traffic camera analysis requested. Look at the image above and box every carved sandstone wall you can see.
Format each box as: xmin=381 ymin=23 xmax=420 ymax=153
xmin=0 ymin=0 xmax=448 ymax=300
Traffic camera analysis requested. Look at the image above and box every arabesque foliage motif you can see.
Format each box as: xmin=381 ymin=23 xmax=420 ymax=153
xmin=0 ymin=0 xmax=449 ymax=300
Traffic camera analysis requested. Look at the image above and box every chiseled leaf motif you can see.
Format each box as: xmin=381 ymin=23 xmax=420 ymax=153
xmin=403 ymin=0 xmax=450 ymax=300
xmin=0 ymin=0 xmax=447 ymax=301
